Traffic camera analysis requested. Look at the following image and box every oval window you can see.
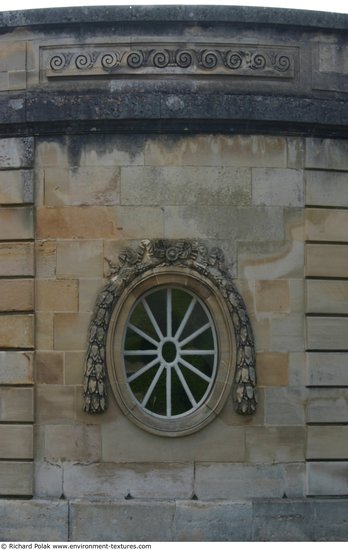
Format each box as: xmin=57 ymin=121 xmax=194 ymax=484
xmin=84 ymin=240 xmax=257 ymax=435
xmin=123 ymin=286 xmax=218 ymax=419
xmin=106 ymin=267 xmax=236 ymax=437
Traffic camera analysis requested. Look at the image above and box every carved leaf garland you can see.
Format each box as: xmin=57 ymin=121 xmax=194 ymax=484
xmin=83 ymin=239 xmax=257 ymax=416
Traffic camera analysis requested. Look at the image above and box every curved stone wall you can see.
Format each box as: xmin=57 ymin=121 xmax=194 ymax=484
xmin=0 ymin=6 xmax=347 ymax=542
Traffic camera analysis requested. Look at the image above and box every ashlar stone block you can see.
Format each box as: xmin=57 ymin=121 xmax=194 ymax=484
xmin=305 ymin=138 xmax=348 ymax=171
xmin=64 ymin=351 xmax=85 ymax=385
xmin=0 ymin=137 xmax=33 ymax=169
xmin=0 ymin=242 xmax=34 ymax=276
xmin=175 ymin=501 xmax=252 ymax=542
xmin=36 ymin=351 xmax=64 ymax=384
xmin=306 ymin=170 xmax=348 ymax=207
xmin=145 ymin=135 xmax=287 ymax=168
xmin=306 ymin=244 xmax=348 ymax=278
xmin=115 ymin=205 xmax=164 ymax=239
xmin=306 ymin=280 xmax=348 ymax=315
xmin=252 ymin=168 xmax=304 ymax=206
xmin=56 ymin=239 xmax=103 ymax=278
xmin=44 ymin=166 xmax=120 ymax=206
xmin=0 ymin=170 xmax=34 ymax=204
xmin=314 ymin=499 xmax=348 ymax=541
xmin=245 ymin=426 xmax=305 ymax=463
xmin=36 ymin=206 xmax=118 ymax=238
xmin=70 ymin=501 xmax=174 ymax=542
xmin=121 ymin=166 xmax=251 ymax=206
xmin=0 ymin=314 xmax=34 ymax=348
xmin=307 ymin=352 xmax=348 ymax=386
xmin=0 ymin=387 xmax=34 ymax=421
xmin=238 ymin=241 xmax=304 ymax=280
xmin=252 ymin=499 xmax=315 ymax=541
xmin=0 ymin=279 xmax=34 ymax=312
xmin=44 ymin=424 xmax=101 ymax=461
xmin=101 ymin=416 xmax=245 ymax=463
xmin=0 ymin=41 xmax=26 ymax=71
xmin=255 ymin=280 xmax=289 ymax=313
xmin=306 ymin=317 xmax=348 ymax=350
xmin=164 ymin=205 xmax=284 ymax=241
xmin=0 ymin=462 xmax=33 ymax=496
xmin=306 ymin=208 xmax=348 ymax=242
xmin=256 ymin=352 xmax=288 ymax=387
xmin=0 ymin=351 xmax=33 ymax=384
xmin=63 ymin=462 xmax=194 ymax=500
xmin=35 ymin=240 xmax=57 ymax=278
xmin=35 ymin=460 xmax=63 ymax=499
xmin=271 ymin=314 xmax=304 ymax=352
xmin=195 ymin=463 xmax=304 ymax=500
xmin=307 ymin=462 xmax=348 ymax=496
xmin=53 ymin=312 xmax=91 ymax=350
xmin=36 ymin=312 xmax=54 ymax=350
xmin=36 ymin=384 xmax=75 ymax=424
xmin=0 ymin=499 xmax=68 ymax=541
xmin=307 ymin=426 xmax=348 ymax=459
xmin=264 ymin=387 xmax=306 ymax=425
xmin=0 ymin=207 xmax=33 ymax=240
xmin=307 ymin=388 xmax=348 ymax=423
xmin=0 ymin=424 xmax=33 ymax=459
xmin=36 ymin=279 xmax=78 ymax=312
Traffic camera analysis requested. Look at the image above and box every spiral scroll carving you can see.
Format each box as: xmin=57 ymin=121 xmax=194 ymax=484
xmin=200 ymin=50 xmax=219 ymax=69
xmin=175 ymin=50 xmax=193 ymax=68
xmin=47 ymin=45 xmax=294 ymax=79
xmin=273 ymin=54 xmax=291 ymax=72
xmin=127 ymin=50 xmax=144 ymax=69
xmin=49 ymin=54 xmax=66 ymax=71
xmin=75 ymin=53 xmax=93 ymax=70
xmin=153 ymin=49 xmax=170 ymax=68
xmin=225 ymin=50 xmax=243 ymax=70
xmin=101 ymin=51 xmax=121 ymax=70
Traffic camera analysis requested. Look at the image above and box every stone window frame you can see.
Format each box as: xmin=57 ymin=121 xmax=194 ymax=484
xmin=83 ymin=239 xmax=257 ymax=437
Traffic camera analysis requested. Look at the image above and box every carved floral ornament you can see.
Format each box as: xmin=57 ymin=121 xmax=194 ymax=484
xmin=44 ymin=44 xmax=295 ymax=79
xmin=83 ymin=240 xmax=257 ymax=436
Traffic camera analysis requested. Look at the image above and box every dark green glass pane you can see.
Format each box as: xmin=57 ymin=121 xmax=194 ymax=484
xmin=180 ymin=301 xmax=210 ymax=341
xmin=179 ymin=363 xmax=208 ymax=402
xmin=129 ymin=365 xmax=158 ymax=403
xmin=181 ymin=326 xmax=214 ymax=350
xmin=180 ymin=354 xmax=214 ymax=377
xmin=128 ymin=301 xmax=158 ymax=341
xmin=125 ymin=355 xmax=158 ymax=378
xmin=145 ymin=289 xmax=167 ymax=335
xmin=171 ymin=368 xmax=192 ymax=415
xmin=146 ymin=367 xmax=166 ymax=415
xmin=124 ymin=326 xmax=157 ymax=351
xmin=172 ymin=288 xmax=193 ymax=335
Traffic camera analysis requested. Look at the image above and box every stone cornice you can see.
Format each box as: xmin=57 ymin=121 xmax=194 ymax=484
xmin=0 ymin=5 xmax=348 ymax=31
xmin=1 ymin=92 xmax=348 ymax=139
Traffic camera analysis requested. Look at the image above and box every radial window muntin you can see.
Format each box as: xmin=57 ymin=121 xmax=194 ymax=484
xmin=122 ymin=286 xmax=218 ymax=419
xmin=106 ymin=268 xmax=235 ymax=437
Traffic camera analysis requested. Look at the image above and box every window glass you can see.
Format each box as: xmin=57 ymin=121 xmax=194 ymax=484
xmin=122 ymin=286 xmax=218 ymax=419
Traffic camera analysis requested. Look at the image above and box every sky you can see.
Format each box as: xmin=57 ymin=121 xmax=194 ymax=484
xmin=0 ymin=0 xmax=347 ymax=14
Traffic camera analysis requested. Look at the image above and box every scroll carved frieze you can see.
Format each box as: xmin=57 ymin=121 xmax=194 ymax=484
xmin=84 ymin=239 xmax=257 ymax=417
xmin=43 ymin=44 xmax=296 ymax=79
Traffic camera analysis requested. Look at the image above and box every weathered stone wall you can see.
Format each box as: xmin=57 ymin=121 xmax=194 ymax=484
xmin=0 ymin=138 xmax=34 ymax=496
xmin=33 ymin=133 xmax=305 ymax=501
xmin=0 ymin=5 xmax=347 ymax=541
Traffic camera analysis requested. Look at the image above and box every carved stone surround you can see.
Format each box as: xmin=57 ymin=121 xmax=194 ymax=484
xmin=84 ymin=239 xmax=257 ymax=420
xmin=43 ymin=43 xmax=296 ymax=80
